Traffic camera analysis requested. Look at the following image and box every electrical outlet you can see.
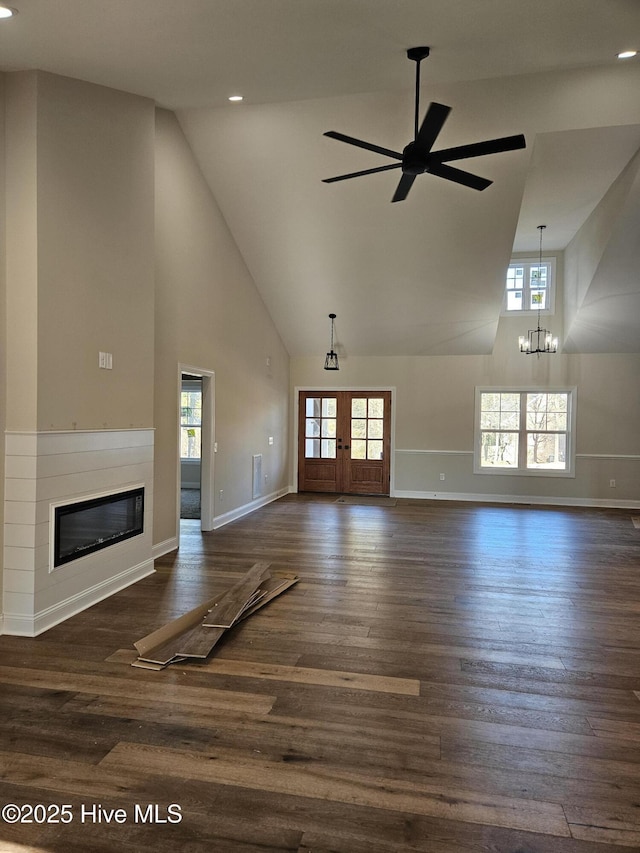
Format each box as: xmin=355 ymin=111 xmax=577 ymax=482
xmin=219 ymin=489 xmax=224 ymax=500
xmin=609 ymin=479 xmax=616 ymax=488
xmin=439 ymin=473 xmax=446 ymax=481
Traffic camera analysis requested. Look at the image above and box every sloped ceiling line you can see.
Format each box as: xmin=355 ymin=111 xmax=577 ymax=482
xmin=563 ymin=144 xmax=640 ymax=353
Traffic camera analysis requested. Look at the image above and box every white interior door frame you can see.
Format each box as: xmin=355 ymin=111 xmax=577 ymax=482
xmin=177 ymin=364 xmax=215 ymax=544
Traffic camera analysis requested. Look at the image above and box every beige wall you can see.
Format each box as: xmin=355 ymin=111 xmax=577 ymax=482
xmin=37 ymin=73 xmax=155 ymax=430
xmin=291 ymin=292 xmax=640 ymax=504
xmin=4 ymin=72 xmax=155 ymax=432
xmin=153 ymin=109 xmax=290 ymax=546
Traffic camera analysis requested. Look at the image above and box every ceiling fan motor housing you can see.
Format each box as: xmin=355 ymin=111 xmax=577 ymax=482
xmin=402 ymin=141 xmax=428 ymax=175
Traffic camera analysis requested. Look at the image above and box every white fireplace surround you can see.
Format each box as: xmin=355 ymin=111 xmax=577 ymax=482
xmin=3 ymin=429 xmax=154 ymax=636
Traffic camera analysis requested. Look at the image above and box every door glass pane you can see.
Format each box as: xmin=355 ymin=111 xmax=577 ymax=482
xmin=351 ymin=398 xmax=367 ymax=418
xmin=351 ymin=439 xmax=366 ymax=459
xmin=321 ymin=419 xmax=336 ymax=438
xmin=322 ymin=398 xmax=337 ymax=418
xmin=368 ymin=398 xmax=384 ymax=418
xmin=305 ymin=418 xmax=320 ymax=437
xmin=367 ymin=440 xmax=383 ymax=460
xmin=321 ymin=439 xmax=336 ymax=458
xmin=368 ymin=419 xmax=383 ymax=439
xmin=351 ymin=419 xmax=366 ymax=438
xmin=306 ymin=398 xmax=320 ymax=417
xmin=305 ymin=438 xmax=320 ymax=458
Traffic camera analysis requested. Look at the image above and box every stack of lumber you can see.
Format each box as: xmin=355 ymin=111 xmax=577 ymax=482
xmin=131 ymin=561 xmax=298 ymax=670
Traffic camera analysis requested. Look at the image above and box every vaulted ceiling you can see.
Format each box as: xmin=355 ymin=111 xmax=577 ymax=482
xmin=2 ymin=0 xmax=640 ymax=355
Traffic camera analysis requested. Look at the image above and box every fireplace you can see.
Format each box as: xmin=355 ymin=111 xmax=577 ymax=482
xmin=53 ymin=487 xmax=145 ymax=568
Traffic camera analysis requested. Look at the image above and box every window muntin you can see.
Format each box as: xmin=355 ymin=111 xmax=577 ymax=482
xmin=475 ymin=388 xmax=574 ymax=476
xmin=504 ymin=258 xmax=555 ymax=314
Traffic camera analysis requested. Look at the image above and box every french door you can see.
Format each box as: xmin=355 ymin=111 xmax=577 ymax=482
xmin=298 ymin=390 xmax=391 ymax=495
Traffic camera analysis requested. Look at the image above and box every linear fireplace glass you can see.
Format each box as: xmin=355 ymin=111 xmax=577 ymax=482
xmin=54 ymin=487 xmax=144 ymax=567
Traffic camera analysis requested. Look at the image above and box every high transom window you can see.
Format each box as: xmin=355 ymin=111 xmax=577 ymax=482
xmin=474 ymin=388 xmax=575 ymax=476
xmin=503 ymin=258 xmax=555 ymax=314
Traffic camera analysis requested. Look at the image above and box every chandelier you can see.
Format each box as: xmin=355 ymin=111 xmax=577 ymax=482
xmin=518 ymin=225 xmax=558 ymax=355
xmin=324 ymin=313 xmax=339 ymax=370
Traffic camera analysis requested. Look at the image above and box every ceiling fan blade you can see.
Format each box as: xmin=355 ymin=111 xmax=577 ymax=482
xmin=433 ymin=134 xmax=526 ymax=163
xmin=415 ymin=102 xmax=451 ymax=153
xmin=391 ymin=173 xmax=417 ymax=203
xmin=427 ymin=162 xmax=492 ymax=191
xmin=323 ymin=163 xmax=402 ymax=184
xmin=324 ymin=131 xmax=403 ymax=161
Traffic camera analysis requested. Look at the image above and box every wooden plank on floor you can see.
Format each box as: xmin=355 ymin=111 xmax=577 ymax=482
xmin=133 ymin=561 xmax=272 ymax=658
xmin=203 ymin=561 xmax=272 ymax=628
xmin=140 ymin=574 xmax=299 ymax=664
xmin=133 ymin=588 xmax=228 ymax=658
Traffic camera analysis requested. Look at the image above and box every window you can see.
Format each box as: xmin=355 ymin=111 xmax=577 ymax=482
xmin=180 ymin=381 xmax=202 ymax=460
xmin=474 ymin=388 xmax=575 ymax=476
xmin=503 ymin=258 xmax=555 ymax=314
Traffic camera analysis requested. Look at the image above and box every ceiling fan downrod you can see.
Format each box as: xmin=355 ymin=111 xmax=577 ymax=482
xmin=407 ymin=46 xmax=430 ymax=142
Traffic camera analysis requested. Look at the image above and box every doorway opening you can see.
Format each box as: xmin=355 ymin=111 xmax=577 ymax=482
xmin=180 ymin=375 xmax=202 ymax=520
xmin=177 ymin=365 xmax=215 ymax=543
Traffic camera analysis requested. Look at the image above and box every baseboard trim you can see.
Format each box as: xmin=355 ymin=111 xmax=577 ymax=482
xmin=213 ymin=487 xmax=290 ymax=530
xmin=393 ymin=490 xmax=640 ymax=509
xmin=152 ymin=537 xmax=179 ymax=559
xmin=2 ymin=559 xmax=155 ymax=637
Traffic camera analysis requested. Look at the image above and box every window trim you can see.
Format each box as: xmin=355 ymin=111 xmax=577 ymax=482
xmin=502 ymin=256 xmax=556 ymax=316
xmin=473 ymin=386 xmax=576 ymax=478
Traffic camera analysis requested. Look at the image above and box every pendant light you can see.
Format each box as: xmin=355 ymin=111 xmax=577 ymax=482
xmin=324 ymin=313 xmax=339 ymax=370
xmin=518 ymin=225 xmax=558 ymax=355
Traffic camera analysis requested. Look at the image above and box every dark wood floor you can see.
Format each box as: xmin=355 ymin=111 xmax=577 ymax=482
xmin=1 ymin=495 xmax=640 ymax=852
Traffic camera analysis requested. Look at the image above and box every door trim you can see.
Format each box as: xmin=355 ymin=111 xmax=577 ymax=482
xmin=293 ymin=386 xmax=396 ymax=495
xmin=177 ymin=364 xmax=215 ymax=548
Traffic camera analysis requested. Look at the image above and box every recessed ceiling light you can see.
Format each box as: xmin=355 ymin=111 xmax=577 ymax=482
xmin=0 ymin=5 xmax=17 ymax=18
xmin=228 ymin=95 xmax=243 ymax=102
xmin=617 ymin=50 xmax=637 ymax=59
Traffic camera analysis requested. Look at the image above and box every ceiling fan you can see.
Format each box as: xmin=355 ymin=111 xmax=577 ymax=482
xmin=323 ymin=46 xmax=526 ymax=203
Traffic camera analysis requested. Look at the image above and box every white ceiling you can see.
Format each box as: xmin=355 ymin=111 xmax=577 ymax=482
xmin=2 ymin=0 xmax=640 ymax=355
